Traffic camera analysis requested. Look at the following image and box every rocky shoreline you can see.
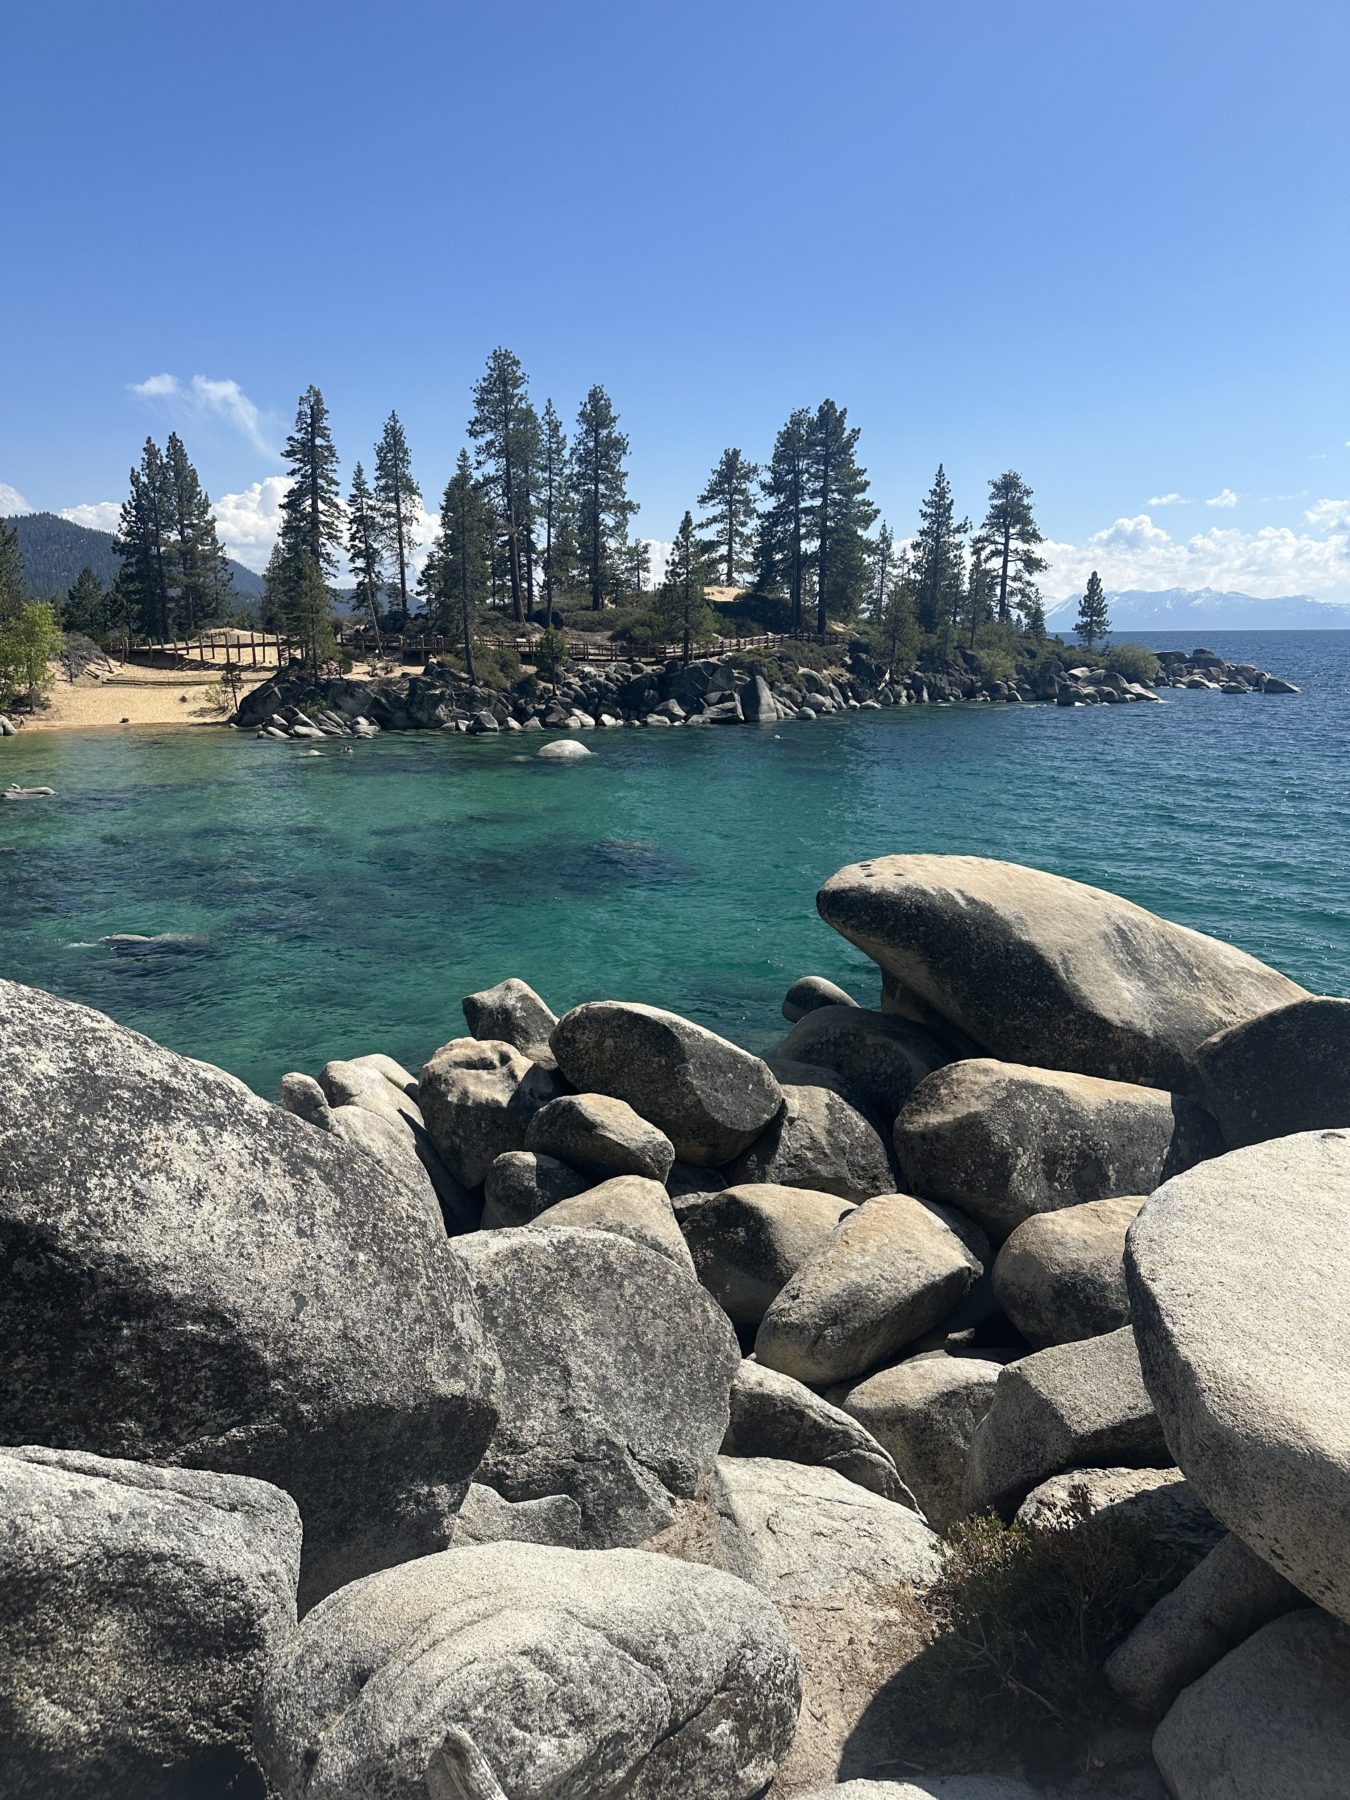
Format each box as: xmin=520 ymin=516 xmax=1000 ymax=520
xmin=230 ymin=642 xmax=1297 ymax=741
xmin=3 ymin=855 xmax=1347 ymax=1798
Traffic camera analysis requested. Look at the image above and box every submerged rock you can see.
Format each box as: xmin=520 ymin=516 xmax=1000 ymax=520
xmin=536 ymin=737 xmax=592 ymax=759
xmin=0 ymin=980 xmax=499 ymax=1608
xmin=817 ymin=854 xmax=1305 ymax=1092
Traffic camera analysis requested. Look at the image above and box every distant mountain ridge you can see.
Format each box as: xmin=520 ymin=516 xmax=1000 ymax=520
xmin=4 ymin=511 xmax=265 ymax=602
xmin=1046 ymin=586 xmax=1350 ymax=631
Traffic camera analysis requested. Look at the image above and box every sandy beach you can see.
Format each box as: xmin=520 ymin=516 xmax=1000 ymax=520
xmin=15 ymin=659 xmax=297 ymax=733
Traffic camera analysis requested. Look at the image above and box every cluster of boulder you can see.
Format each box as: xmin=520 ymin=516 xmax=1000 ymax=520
xmin=2 ymin=854 xmax=1346 ymax=1798
xmin=1056 ymin=645 xmax=1298 ymax=707
xmin=231 ymin=640 xmax=1297 ymax=740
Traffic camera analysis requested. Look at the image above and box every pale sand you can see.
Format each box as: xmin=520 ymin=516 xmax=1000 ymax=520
xmin=19 ymin=661 xmax=290 ymax=733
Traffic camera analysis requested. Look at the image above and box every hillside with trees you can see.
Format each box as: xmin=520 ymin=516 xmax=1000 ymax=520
xmin=3 ymin=510 xmax=263 ymax=604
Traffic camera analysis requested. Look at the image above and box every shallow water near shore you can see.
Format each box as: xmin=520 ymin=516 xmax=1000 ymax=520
xmin=3 ymin=629 xmax=1348 ymax=1098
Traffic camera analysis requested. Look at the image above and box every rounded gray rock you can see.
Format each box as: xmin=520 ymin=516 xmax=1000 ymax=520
xmin=992 ymin=1194 xmax=1145 ymax=1346
xmin=683 ymin=1183 xmax=855 ymax=1326
xmin=419 ymin=1036 xmax=563 ymax=1188
xmin=525 ymin=1090 xmax=676 ymax=1183
xmin=1197 ymin=995 xmax=1350 ymax=1147
xmin=531 ymin=1173 xmax=695 ymax=1271
xmin=454 ymin=1225 xmax=741 ymax=1545
xmin=894 ymin=1059 xmax=1218 ymax=1240
xmin=461 ymin=975 xmax=559 ymax=1066
xmin=1152 ymin=1609 xmax=1350 ymax=1799
xmin=817 ymin=854 xmax=1305 ymax=1093
xmin=838 ymin=1353 xmax=1002 ymax=1532
xmin=782 ymin=975 xmax=858 ymax=1023
xmin=777 ymin=1004 xmax=950 ymax=1123
xmin=0 ymin=1445 xmax=300 ymax=1798
xmin=481 ymin=1148 xmax=588 ymax=1227
xmin=756 ymin=1193 xmax=986 ymax=1387
xmin=722 ymin=1358 xmax=915 ymax=1504
xmin=550 ymin=1001 xmax=783 ymax=1166
xmin=726 ymin=1079 xmax=896 ymax=1202
xmin=254 ymin=1541 xmax=802 ymax=1800
xmin=1126 ymin=1131 xmax=1350 ymax=1623
xmin=0 ymin=980 xmax=499 ymax=1608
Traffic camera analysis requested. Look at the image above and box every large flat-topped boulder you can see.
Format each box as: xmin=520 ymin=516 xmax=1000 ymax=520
xmin=254 ymin=1542 xmax=801 ymax=1800
xmin=817 ymin=855 xmax=1305 ymax=1092
xmin=454 ymin=1225 xmax=740 ymax=1546
xmin=894 ymin=1059 xmax=1218 ymax=1239
xmin=0 ymin=1446 xmax=299 ymax=1799
xmin=1126 ymin=1131 xmax=1350 ymax=1623
xmin=551 ymin=1001 xmax=783 ymax=1165
xmin=0 ymin=981 xmax=498 ymax=1608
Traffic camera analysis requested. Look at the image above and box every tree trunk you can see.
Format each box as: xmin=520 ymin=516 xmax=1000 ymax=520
xmin=998 ymin=522 xmax=1011 ymax=623
xmin=394 ymin=483 xmax=409 ymax=615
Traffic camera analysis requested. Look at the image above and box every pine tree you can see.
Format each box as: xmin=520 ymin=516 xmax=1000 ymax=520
xmin=278 ymin=386 xmax=343 ymax=583
xmin=1075 ymin=571 xmax=1110 ymax=649
xmin=422 ymin=451 xmax=491 ymax=681
xmin=538 ymin=400 xmax=576 ymax=615
xmin=573 ymin=385 xmax=636 ymax=611
xmin=0 ymin=517 xmax=24 ymax=623
xmin=876 ymin=556 xmax=920 ymax=672
xmin=164 ymin=432 xmax=232 ymax=634
xmin=962 ymin=545 xmax=994 ymax=650
xmin=912 ymin=465 xmax=969 ymax=636
xmin=259 ymin=540 xmax=287 ymax=632
xmin=282 ymin=552 xmax=335 ymax=667
xmin=624 ymin=538 xmax=652 ymax=596
xmin=868 ymin=520 xmax=898 ymax=620
xmin=113 ymin=439 xmax=173 ymax=639
xmin=807 ymin=400 xmax=877 ymax=634
xmin=346 ymin=461 xmax=385 ymax=647
xmin=373 ymin=411 xmax=422 ymax=620
xmin=757 ymin=409 xmax=813 ymax=630
xmin=697 ymin=448 xmax=760 ymax=587
xmin=1020 ymin=588 xmax=1048 ymax=642
xmin=64 ymin=566 xmax=108 ymax=638
xmin=979 ymin=471 xmax=1047 ymax=623
xmin=468 ymin=348 xmax=535 ymax=624
xmin=658 ymin=511 xmax=715 ymax=665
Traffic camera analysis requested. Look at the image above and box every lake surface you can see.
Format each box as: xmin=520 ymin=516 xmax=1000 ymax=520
xmin=4 ymin=630 xmax=1347 ymax=1099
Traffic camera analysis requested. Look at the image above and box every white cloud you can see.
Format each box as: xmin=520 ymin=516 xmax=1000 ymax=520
xmin=1147 ymin=492 xmax=1191 ymax=507
xmin=209 ymin=476 xmax=291 ymax=571
xmin=1205 ymin=487 xmax=1239 ymax=508
xmin=60 ymin=501 xmax=121 ymax=532
xmin=129 ymin=371 xmax=277 ymax=455
xmin=1042 ymin=500 xmax=1350 ymax=601
xmin=0 ymin=482 xmax=32 ymax=514
xmin=131 ymin=372 xmax=181 ymax=398
xmin=642 ymin=538 xmax=672 ymax=586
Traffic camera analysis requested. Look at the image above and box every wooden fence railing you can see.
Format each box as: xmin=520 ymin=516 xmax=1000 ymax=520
xmin=124 ymin=626 xmax=829 ymax=671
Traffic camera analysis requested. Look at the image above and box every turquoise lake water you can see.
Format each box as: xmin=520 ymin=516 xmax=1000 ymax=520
xmin=3 ymin=630 xmax=1347 ymax=1099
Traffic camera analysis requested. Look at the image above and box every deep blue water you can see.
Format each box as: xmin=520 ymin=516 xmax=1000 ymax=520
xmin=2 ymin=630 xmax=1346 ymax=1098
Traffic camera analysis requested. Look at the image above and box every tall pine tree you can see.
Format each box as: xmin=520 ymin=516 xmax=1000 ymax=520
xmin=573 ymin=385 xmax=636 ymax=611
xmin=64 ymin=567 xmax=108 ymax=639
xmin=468 ymin=348 xmax=534 ymax=624
xmin=658 ymin=511 xmax=715 ymax=665
xmin=422 ymin=450 xmax=491 ymax=680
xmin=373 ymin=411 xmax=422 ymax=620
xmin=277 ymin=388 xmax=343 ymax=630
xmin=807 ymin=399 xmax=877 ymax=633
xmin=697 ymin=448 xmax=760 ymax=587
xmin=538 ymin=399 xmax=576 ymax=614
xmin=0 ymin=518 xmax=24 ymax=623
xmin=911 ymin=465 xmax=969 ymax=635
xmin=113 ymin=439 xmax=173 ymax=639
xmin=757 ymin=409 xmax=813 ymax=631
xmin=346 ymin=461 xmax=385 ymax=646
xmin=1075 ymin=570 xmax=1110 ymax=648
xmin=979 ymin=471 xmax=1047 ymax=623
xmin=164 ymin=432 xmax=232 ymax=634
xmin=283 ymin=552 xmax=335 ymax=668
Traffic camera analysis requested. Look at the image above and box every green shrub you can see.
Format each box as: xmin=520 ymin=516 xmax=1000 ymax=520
xmin=1103 ymin=641 xmax=1161 ymax=683
xmin=449 ymin=644 xmax=520 ymax=688
xmin=907 ymin=1489 xmax=1191 ymax=1774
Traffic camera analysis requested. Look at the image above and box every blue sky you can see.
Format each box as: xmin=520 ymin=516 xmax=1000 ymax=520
xmin=4 ymin=0 xmax=1348 ymax=597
